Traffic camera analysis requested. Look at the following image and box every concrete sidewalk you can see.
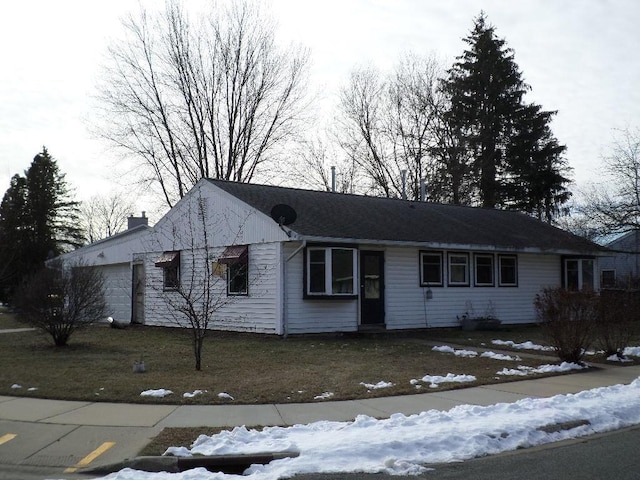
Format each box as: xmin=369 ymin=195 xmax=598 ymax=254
xmin=2 ymin=363 xmax=640 ymax=429
xmin=1 ymin=363 xmax=640 ymax=477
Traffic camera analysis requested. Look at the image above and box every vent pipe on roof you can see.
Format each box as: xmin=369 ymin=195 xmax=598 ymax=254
xmin=420 ymin=179 xmax=426 ymax=202
xmin=401 ymin=170 xmax=407 ymax=200
xmin=331 ymin=166 xmax=336 ymax=193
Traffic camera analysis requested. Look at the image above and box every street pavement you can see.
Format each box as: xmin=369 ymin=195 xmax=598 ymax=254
xmin=2 ymin=352 xmax=640 ymax=478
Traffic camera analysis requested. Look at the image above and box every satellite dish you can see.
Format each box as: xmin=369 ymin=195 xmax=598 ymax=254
xmin=270 ymin=204 xmax=297 ymax=226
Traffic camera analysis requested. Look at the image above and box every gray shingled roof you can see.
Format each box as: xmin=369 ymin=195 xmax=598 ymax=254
xmin=209 ymin=179 xmax=605 ymax=254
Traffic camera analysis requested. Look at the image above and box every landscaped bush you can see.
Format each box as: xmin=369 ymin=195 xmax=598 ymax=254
xmin=534 ymin=288 xmax=598 ymax=364
xmin=596 ymin=289 xmax=640 ymax=358
xmin=13 ymin=260 xmax=106 ymax=346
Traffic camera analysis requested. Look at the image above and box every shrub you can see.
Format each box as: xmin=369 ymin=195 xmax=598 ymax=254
xmin=534 ymin=288 xmax=598 ymax=364
xmin=13 ymin=260 xmax=106 ymax=346
xmin=596 ymin=289 xmax=640 ymax=358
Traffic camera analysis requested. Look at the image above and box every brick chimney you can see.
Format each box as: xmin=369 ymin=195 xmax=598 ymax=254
xmin=128 ymin=211 xmax=148 ymax=230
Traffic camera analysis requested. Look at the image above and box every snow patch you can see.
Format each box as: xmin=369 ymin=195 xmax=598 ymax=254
xmin=314 ymin=392 xmax=334 ymax=400
xmin=360 ymin=381 xmax=394 ymax=390
xmin=140 ymin=389 xmax=173 ymax=398
xmin=492 ymin=339 xmax=555 ymax=351
xmin=497 ymin=362 xmax=585 ymax=376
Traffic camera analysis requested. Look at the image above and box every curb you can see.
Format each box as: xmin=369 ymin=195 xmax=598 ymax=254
xmin=81 ymin=451 xmax=300 ymax=475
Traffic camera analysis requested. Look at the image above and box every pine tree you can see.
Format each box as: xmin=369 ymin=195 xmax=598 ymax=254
xmin=505 ymin=104 xmax=572 ymax=222
xmin=0 ymin=148 xmax=84 ymax=301
xmin=0 ymin=175 xmax=30 ymax=298
xmin=442 ymin=12 xmax=571 ymax=217
xmin=25 ymin=148 xmax=84 ymax=259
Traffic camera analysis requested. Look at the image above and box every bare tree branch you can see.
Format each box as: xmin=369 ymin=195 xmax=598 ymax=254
xmin=94 ymin=0 xmax=311 ymax=207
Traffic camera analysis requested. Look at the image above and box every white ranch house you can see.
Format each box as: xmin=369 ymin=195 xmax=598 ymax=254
xmin=57 ymin=179 xmax=606 ymax=335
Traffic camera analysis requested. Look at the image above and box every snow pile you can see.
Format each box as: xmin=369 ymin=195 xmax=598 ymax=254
xmin=432 ymin=345 xmax=478 ymax=357
xmin=101 ymin=379 xmax=640 ymax=480
xmin=623 ymin=346 xmax=640 ymax=357
xmin=411 ymin=373 xmax=477 ymax=389
xmin=432 ymin=345 xmax=520 ymax=361
xmin=314 ymin=392 xmax=334 ymax=400
xmin=607 ymin=354 xmax=633 ymax=363
xmin=481 ymin=351 xmax=521 ymax=361
xmin=360 ymin=381 xmax=394 ymax=390
xmin=492 ymin=340 xmax=555 ymax=352
xmin=140 ymin=389 xmax=173 ymax=398
xmin=10 ymin=384 xmax=38 ymax=391
xmin=183 ymin=390 xmax=205 ymax=398
xmin=496 ymin=362 xmax=585 ymax=377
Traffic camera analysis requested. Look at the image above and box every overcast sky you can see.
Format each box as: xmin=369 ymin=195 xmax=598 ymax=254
xmin=1 ymin=0 xmax=639 ymax=212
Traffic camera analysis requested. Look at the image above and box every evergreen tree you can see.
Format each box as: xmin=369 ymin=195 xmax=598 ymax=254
xmin=505 ymin=104 xmax=572 ymax=222
xmin=442 ymin=12 xmax=571 ymax=217
xmin=0 ymin=175 xmax=29 ymax=297
xmin=0 ymin=148 xmax=83 ymax=301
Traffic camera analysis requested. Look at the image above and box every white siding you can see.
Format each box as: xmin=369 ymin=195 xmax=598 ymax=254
xmin=283 ymin=242 xmax=358 ymax=334
xmin=150 ymin=181 xmax=289 ymax=252
xmin=384 ymin=247 xmax=561 ymax=329
xmin=144 ymin=243 xmax=280 ymax=333
xmin=101 ymin=263 xmax=132 ymax=323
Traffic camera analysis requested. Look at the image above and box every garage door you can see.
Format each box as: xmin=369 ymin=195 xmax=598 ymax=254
xmin=101 ymin=263 xmax=132 ymax=324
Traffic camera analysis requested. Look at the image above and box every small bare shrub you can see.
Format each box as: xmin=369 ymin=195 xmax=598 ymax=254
xmin=13 ymin=260 xmax=106 ymax=346
xmin=596 ymin=289 xmax=640 ymax=358
xmin=535 ymin=288 xmax=598 ymax=364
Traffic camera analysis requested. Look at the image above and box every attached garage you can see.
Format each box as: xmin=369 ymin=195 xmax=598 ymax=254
xmin=101 ymin=263 xmax=132 ymax=323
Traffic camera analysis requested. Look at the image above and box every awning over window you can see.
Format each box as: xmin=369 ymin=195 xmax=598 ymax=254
xmin=217 ymin=245 xmax=248 ymax=265
xmin=155 ymin=251 xmax=180 ymax=268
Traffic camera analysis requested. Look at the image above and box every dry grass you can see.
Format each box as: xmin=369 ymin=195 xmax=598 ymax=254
xmin=0 ymin=308 xmax=633 ymax=406
xmin=3 ymin=307 xmax=637 ymax=456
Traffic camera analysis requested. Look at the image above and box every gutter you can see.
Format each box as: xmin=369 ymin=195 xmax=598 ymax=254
xmin=83 ymin=451 xmax=300 ymax=475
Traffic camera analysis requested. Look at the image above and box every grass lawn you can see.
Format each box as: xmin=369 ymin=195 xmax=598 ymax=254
xmin=1 ymin=307 xmax=636 ymax=455
xmin=0 ymin=308 xmax=571 ymax=405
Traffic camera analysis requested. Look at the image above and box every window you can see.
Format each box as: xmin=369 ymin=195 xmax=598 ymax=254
xmin=218 ymin=245 xmax=249 ymax=296
xmin=498 ymin=255 xmax=518 ymax=287
xmin=448 ymin=253 xmax=469 ymax=286
xmin=228 ymin=261 xmax=248 ymax=295
xmin=420 ymin=251 xmax=443 ymax=286
xmin=155 ymin=251 xmax=180 ymax=290
xmin=474 ymin=254 xmax=494 ymax=286
xmin=564 ymin=258 xmax=595 ymax=291
xmin=306 ymin=247 xmax=357 ymax=297
xmin=601 ymin=269 xmax=616 ymax=288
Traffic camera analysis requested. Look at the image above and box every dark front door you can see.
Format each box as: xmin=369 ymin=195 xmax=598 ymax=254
xmin=360 ymin=251 xmax=385 ymax=325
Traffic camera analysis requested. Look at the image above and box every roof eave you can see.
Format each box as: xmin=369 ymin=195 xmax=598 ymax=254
xmin=287 ymin=235 xmax=607 ymax=256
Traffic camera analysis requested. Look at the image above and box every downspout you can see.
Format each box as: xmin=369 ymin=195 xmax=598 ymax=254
xmin=281 ymin=239 xmax=307 ymax=338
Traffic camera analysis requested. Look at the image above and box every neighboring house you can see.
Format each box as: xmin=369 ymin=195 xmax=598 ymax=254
xmin=599 ymin=230 xmax=640 ymax=287
xmin=57 ymin=179 xmax=606 ymax=335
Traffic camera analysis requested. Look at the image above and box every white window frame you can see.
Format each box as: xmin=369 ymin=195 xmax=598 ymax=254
xmin=448 ymin=253 xmax=469 ymax=286
xmin=564 ymin=258 xmax=595 ymax=291
xmin=306 ymin=247 xmax=358 ymax=297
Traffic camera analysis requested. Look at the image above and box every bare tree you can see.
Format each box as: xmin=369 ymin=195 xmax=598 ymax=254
xmin=95 ymin=0 xmax=311 ymax=207
xmin=80 ymin=193 xmax=137 ymax=243
xmin=13 ymin=260 xmax=106 ymax=346
xmin=576 ymin=127 xmax=640 ymax=239
xmin=287 ymin=135 xmax=361 ymax=194
xmin=148 ymin=189 xmax=266 ymax=371
xmin=337 ymin=54 xmax=444 ymax=200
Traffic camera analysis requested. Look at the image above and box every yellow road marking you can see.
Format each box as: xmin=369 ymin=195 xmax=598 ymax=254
xmin=0 ymin=433 xmax=17 ymax=446
xmin=64 ymin=441 xmax=116 ymax=473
